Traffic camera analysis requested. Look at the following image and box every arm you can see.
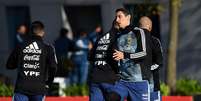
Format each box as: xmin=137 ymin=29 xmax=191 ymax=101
xmin=126 ymin=27 xmax=147 ymax=60
xmin=88 ymin=45 xmax=95 ymax=62
xmin=151 ymin=37 xmax=163 ymax=91
xmin=46 ymin=45 xmax=58 ymax=86
xmin=6 ymin=46 xmax=20 ymax=69
xmin=76 ymin=39 xmax=89 ymax=50
xmin=113 ymin=27 xmax=147 ymax=61
xmin=151 ymin=36 xmax=163 ymax=70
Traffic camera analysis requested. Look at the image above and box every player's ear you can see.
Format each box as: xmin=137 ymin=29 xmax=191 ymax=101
xmin=127 ymin=14 xmax=131 ymax=20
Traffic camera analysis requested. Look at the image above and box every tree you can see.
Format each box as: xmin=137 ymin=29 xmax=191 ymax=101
xmin=167 ymin=0 xmax=181 ymax=94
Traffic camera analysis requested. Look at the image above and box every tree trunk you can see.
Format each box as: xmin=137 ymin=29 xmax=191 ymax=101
xmin=167 ymin=0 xmax=179 ymax=94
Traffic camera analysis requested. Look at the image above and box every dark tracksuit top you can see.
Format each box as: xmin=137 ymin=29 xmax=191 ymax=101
xmin=151 ymin=36 xmax=163 ymax=91
xmin=88 ymin=28 xmax=119 ymax=84
xmin=6 ymin=35 xmax=57 ymax=95
xmin=139 ymin=28 xmax=154 ymax=81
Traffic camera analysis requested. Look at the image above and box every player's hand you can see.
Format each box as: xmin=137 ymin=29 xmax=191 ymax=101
xmin=151 ymin=64 xmax=159 ymax=70
xmin=113 ymin=50 xmax=124 ymax=61
xmin=45 ymin=85 xmax=49 ymax=89
xmin=88 ymin=42 xmax=93 ymax=50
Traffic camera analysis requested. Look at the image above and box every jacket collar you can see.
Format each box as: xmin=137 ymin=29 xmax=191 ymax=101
xmin=31 ymin=35 xmax=43 ymax=40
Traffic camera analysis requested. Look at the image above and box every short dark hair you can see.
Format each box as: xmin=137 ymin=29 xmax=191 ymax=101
xmin=31 ymin=21 xmax=44 ymax=34
xmin=115 ymin=8 xmax=130 ymax=16
xmin=60 ymin=28 xmax=69 ymax=37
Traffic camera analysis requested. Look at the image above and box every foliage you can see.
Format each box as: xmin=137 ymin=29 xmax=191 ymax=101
xmin=176 ymin=78 xmax=201 ymax=95
xmin=0 ymin=82 xmax=13 ymax=96
xmin=160 ymin=82 xmax=170 ymax=96
xmin=160 ymin=78 xmax=201 ymax=96
xmin=63 ymin=84 xmax=89 ymax=96
xmin=125 ymin=3 xmax=164 ymax=26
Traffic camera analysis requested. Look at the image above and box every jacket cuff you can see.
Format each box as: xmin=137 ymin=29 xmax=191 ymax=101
xmin=124 ymin=52 xmax=130 ymax=59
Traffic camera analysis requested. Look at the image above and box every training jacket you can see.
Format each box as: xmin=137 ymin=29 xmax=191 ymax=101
xmin=6 ymin=35 xmax=57 ymax=95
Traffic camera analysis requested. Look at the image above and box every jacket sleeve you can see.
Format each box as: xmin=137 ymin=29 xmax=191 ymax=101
xmin=88 ymin=34 xmax=101 ymax=62
xmin=151 ymin=37 xmax=163 ymax=90
xmin=88 ymin=46 xmax=95 ymax=62
xmin=6 ymin=46 xmax=20 ymax=69
xmin=152 ymin=36 xmax=163 ymax=67
xmin=124 ymin=27 xmax=147 ymax=61
xmin=46 ymin=45 xmax=58 ymax=86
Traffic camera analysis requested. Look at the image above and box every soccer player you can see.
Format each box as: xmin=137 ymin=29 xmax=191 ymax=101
xmin=139 ymin=16 xmax=163 ymax=101
xmin=112 ymin=8 xmax=151 ymax=101
xmin=88 ymin=20 xmax=121 ymax=101
xmin=6 ymin=21 xmax=57 ymax=101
